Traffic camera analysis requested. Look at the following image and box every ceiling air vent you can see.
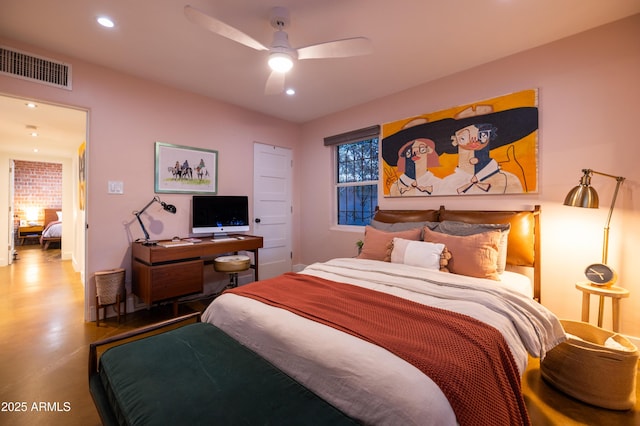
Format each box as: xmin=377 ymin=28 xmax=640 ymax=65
xmin=0 ymin=46 xmax=72 ymax=90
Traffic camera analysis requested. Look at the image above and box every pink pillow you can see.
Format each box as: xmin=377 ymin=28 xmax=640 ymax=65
xmin=358 ymin=226 xmax=422 ymax=261
xmin=422 ymin=227 xmax=501 ymax=280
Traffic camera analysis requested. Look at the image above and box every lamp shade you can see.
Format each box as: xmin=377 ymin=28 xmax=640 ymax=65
xmin=564 ymin=184 xmax=599 ymax=208
xmin=563 ymin=169 xmax=599 ymax=208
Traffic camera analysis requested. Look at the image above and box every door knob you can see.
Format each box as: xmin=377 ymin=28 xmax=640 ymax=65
xmin=255 ymin=218 xmax=261 ymax=223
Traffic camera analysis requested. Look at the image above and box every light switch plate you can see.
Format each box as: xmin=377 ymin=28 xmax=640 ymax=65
xmin=108 ymin=181 xmax=124 ymax=194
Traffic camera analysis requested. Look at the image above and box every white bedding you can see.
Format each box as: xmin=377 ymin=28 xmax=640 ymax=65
xmin=42 ymin=221 xmax=62 ymax=238
xmin=501 ymin=270 xmax=534 ymax=298
xmin=202 ymin=258 xmax=565 ymax=425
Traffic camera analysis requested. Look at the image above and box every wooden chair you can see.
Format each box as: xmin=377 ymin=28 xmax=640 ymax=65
xmin=95 ymin=268 xmax=126 ymax=326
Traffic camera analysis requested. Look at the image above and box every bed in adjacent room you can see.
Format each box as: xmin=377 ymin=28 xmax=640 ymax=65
xmin=202 ymin=205 xmax=566 ymax=425
xmin=40 ymin=208 xmax=62 ymax=249
xmin=89 ymin=205 xmax=566 ymax=425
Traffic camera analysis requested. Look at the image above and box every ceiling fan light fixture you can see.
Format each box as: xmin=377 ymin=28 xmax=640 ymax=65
xmin=268 ymin=52 xmax=293 ymax=73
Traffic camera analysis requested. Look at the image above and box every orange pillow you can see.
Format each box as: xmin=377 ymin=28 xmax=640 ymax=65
xmin=358 ymin=226 xmax=422 ymax=261
xmin=423 ymin=227 xmax=501 ymax=280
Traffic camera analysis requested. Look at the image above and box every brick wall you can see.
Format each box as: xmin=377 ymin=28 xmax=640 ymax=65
xmin=14 ymin=160 xmax=62 ymax=224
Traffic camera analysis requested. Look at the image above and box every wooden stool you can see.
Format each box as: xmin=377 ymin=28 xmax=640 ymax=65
xmin=95 ymin=268 xmax=126 ymax=326
xmin=575 ymin=282 xmax=630 ymax=332
xmin=214 ymin=255 xmax=250 ymax=289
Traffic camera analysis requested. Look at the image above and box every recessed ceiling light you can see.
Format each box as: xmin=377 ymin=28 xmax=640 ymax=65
xmin=25 ymin=102 xmax=37 ymax=108
xmin=30 ymin=132 xmax=38 ymax=137
xmin=285 ymin=88 xmax=295 ymax=96
xmin=33 ymin=148 xmax=39 ymax=153
xmin=97 ymin=16 xmax=115 ymax=28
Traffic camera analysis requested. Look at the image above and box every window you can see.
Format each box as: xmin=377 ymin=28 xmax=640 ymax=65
xmin=336 ymin=138 xmax=378 ymax=225
xmin=325 ymin=125 xmax=380 ymax=226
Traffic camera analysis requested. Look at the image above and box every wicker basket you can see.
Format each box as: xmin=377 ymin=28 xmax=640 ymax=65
xmin=95 ymin=268 xmax=125 ymax=305
xmin=541 ymin=319 xmax=638 ymax=410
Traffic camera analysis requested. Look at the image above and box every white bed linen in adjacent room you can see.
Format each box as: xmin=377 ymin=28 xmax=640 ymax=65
xmin=42 ymin=221 xmax=62 ymax=238
xmin=202 ymin=258 xmax=565 ymax=426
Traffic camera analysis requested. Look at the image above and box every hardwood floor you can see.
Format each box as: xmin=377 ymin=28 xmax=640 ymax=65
xmin=0 ymin=245 xmax=637 ymax=425
xmin=0 ymin=245 xmax=203 ymax=426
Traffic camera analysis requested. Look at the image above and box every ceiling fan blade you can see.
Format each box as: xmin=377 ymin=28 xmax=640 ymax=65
xmin=297 ymin=37 xmax=373 ymax=60
xmin=264 ymin=71 xmax=286 ymax=95
xmin=184 ymin=5 xmax=268 ymax=51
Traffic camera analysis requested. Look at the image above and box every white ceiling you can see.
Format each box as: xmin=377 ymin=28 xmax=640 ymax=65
xmin=0 ymin=95 xmax=87 ymax=158
xmin=1 ymin=0 xmax=639 ymax=156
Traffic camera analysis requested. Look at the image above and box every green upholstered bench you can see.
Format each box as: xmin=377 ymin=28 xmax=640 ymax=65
xmin=89 ymin=313 xmax=356 ymax=426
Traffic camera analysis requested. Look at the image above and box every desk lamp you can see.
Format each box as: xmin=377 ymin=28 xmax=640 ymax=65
xmin=133 ymin=196 xmax=177 ymax=245
xmin=564 ymin=168 xmax=625 ymax=286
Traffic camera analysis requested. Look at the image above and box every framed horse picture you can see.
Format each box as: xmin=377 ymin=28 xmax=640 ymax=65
xmin=154 ymin=142 xmax=218 ymax=194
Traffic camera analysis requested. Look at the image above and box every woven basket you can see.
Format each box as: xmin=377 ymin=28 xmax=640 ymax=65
xmin=95 ymin=268 xmax=125 ymax=305
xmin=541 ymin=319 xmax=638 ymax=410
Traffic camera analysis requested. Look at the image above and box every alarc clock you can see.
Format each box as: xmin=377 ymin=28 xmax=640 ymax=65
xmin=584 ymin=263 xmax=617 ymax=286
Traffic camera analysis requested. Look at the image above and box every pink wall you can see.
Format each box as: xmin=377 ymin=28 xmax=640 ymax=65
xmin=299 ymin=14 xmax=640 ymax=337
xmin=1 ymin=14 xmax=638 ymax=337
xmin=0 ymin=38 xmax=301 ymax=319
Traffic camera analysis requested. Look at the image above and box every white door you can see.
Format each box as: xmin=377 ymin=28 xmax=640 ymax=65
xmin=253 ymin=142 xmax=292 ymax=279
xmin=7 ymin=159 xmax=15 ymax=265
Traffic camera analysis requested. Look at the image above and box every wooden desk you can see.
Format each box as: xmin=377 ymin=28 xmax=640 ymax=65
xmin=575 ymin=281 xmax=630 ymax=332
xmin=132 ymin=235 xmax=263 ymax=314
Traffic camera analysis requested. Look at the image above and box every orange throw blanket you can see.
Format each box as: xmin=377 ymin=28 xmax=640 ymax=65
xmin=228 ymin=273 xmax=530 ymax=426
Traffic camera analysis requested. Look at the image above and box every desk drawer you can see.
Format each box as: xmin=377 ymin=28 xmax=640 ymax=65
xmin=133 ymin=259 xmax=204 ymax=305
xmin=150 ymin=260 xmax=203 ymax=301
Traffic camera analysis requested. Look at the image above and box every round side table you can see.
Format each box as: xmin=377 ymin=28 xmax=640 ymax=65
xmin=575 ymin=282 xmax=629 ymax=332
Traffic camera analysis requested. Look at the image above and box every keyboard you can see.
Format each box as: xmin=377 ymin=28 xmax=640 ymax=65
xmin=157 ymin=241 xmax=194 ymax=248
xmin=211 ymin=238 xmax=238 ymax=242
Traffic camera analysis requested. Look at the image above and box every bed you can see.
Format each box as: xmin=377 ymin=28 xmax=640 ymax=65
xmin=40 ymin=208 xmax=62 ymax=249
xmin=201 ymin=205 xmax=566 ymax=425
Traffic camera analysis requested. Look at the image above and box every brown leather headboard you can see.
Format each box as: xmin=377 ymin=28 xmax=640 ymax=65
xmin=372 ymin=209 xmax=439 ymax=223
xmin=438 ymin=207 xmax=537 ymax=268
xmin=373 ymin=205 xmax=541 ymax=301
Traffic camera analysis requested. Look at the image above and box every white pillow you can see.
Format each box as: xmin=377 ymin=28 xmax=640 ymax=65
xmin=56 ymin=211 xmax=62 ymax=221
xmin=390 ymin=237 xmax=445 ymax=270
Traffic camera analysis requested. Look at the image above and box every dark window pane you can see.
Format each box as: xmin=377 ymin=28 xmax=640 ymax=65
xmin=337 ymin=138 xmax=378 ymax=183
xmin=337 ymin=184 xmax=378 ymax=226
xmin=336 ymin=137 xmax=378 ymax=226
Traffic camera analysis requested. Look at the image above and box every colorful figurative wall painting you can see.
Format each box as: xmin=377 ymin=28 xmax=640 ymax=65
xmin=381 ymin=89 xmax=538 ymax=197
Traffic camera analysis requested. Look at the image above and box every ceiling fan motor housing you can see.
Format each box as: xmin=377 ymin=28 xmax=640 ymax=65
xmin=270 ymin=7 xmax=290 ymax=30
xmin=270 ymin=30 xmax=297 ymax=59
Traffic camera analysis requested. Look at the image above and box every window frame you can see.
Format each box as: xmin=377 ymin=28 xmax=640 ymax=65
xmin=331 ymin=133 xmax=380 ymax=229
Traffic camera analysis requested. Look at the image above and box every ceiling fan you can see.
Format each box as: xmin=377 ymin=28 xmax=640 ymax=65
xmin=184 ymin=5 xmax=373 ymax=95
